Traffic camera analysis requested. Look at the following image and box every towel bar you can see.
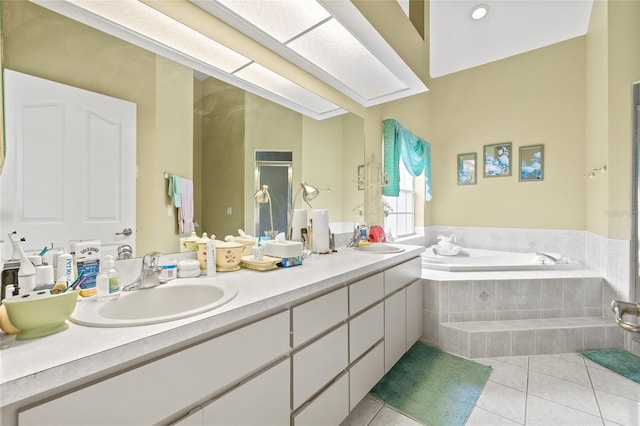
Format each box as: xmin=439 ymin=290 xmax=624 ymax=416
xmin=611 ymin=300 xmax=640 ymax=334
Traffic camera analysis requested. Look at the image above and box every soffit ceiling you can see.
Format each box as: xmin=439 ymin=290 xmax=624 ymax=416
xmin=429 ymin=0 xmax=594 ymax=78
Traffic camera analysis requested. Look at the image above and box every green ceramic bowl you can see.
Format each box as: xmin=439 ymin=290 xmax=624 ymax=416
xmin=3 ymin=289 xmax=79 ymax=340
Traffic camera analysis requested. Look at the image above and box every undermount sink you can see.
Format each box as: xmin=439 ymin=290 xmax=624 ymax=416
xmin=350 ymin=244 xmax=405 ymax=254
xmin=71 ymin=279 xmax=237 ymax=327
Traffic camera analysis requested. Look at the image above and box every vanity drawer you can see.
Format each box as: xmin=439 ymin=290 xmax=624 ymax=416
xmin=202 ymin=359 xmax=290 ymax=426
xmin=292 ymin=287 xmax=348 ymax=347
xmin=349 ymin=341 xmax=384 ymax=411
xmin=293 ymin=324 xmax=348 ymax=409
xmin=349 ymin=302 xmax=383 ymax=363
xmin=384 ymin=257 xmax=421 ymax=295
xmin=349 ymin=273 xmax=383 ymax=314
xmin=18 ymin=311 xmax=290 ymax=426
xmin=293 ymin=373 xmax=349 ymax=426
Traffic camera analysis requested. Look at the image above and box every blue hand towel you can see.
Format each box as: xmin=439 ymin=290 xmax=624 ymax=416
xmin=168 ymin=175 xmax=182 ymax=208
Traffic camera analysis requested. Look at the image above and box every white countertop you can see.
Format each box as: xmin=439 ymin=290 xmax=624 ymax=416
xmin=0 ymin=245 xmax=424 ymax=408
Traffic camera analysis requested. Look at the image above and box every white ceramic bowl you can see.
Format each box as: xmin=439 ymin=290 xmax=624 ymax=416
xmin=3 ymin=289 xmax=79 ymax=340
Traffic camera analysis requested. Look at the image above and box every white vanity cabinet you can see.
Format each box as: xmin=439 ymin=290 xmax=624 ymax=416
xmin=12 ymin=253 xmax=423 ymax=426
xmin=18 ymin=311 xmax=290 ymax=426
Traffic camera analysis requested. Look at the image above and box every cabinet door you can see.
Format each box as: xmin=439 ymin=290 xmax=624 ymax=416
xmin=293 ymin=324 xmax=348 ymax=409
xmin=171 ymin=408 xmax=203 ymax=426
xmin=349 ymin=302 xmax=383 ymax=363
xmin=406 ymin=279 xmax=423 ymax=349
xmin=202 ymin=359 xmax=290 ymax=426
xmin=384 ymin=290 xmax=406 ymax=373
xmin=349 ymin=342 xmax=384 ymax=411
xmin=293 ymin=373 xmax=349 ymax=426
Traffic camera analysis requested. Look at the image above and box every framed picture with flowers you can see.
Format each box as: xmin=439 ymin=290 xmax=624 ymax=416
xmin=483 ymin=142 xmax=512 ymax=178
xmin=457 ymin=153 xmax=477 ymax=185
xmin=519 ymin=144 xmax=544 ymax=181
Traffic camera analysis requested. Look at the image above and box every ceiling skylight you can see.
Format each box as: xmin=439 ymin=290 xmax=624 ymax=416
xmin=215 ymin=0 xmax=331 ymax=43
xmin=30 ymin=0 xmax=344 ymax=120
xmin=191 ymin=0 xmax=428 ymax=107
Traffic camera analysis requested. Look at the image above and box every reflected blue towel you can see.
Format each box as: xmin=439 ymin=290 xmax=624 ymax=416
xmin=168 ymin=175 xmax=181 ymax=208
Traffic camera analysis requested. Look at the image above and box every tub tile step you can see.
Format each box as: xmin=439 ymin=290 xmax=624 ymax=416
xmin=438 ymin=317 xmax=625 ymax=358
xmin=445 ymin=317 xmax=615 ymax=332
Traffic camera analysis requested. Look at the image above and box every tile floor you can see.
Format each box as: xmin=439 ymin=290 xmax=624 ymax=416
xmin=341 ymin=352 xmax=640 ymax=426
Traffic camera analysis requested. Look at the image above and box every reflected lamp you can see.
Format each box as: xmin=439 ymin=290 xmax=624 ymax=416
xmin=254 ymin=185 xmax=275 ymax=238
xmin=287 ymin=181 xmax=320 ymax=240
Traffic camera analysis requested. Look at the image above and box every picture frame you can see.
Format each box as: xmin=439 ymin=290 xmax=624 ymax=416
xmin=483 ymin=142 xmax=512 ymax=178
xmin=519 ymin=144 xmax=544 ymax=181
xmin=457 ymin=153 xmax=477 ymax=185
xmin=357 ymin=164 xmax=365 ymax=190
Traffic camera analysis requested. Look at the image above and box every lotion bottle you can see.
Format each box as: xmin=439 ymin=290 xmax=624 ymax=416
xmin=96 ymin=255 xmax=120 ymax=300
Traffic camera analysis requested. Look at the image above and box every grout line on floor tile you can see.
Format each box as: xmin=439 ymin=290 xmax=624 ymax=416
xmin=584 ymin=358 xmax=606 ymax=423
xmin=524 ymin=355 xmax=530 ymax=425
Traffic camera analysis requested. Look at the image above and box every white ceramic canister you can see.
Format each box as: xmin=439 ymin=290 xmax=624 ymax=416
xmin=196 ymin=233 xmax=213 ymax=272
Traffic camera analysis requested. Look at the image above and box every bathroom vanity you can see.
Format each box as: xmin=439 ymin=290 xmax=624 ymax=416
xmin=0 ymin=245 xmax=423 ymax=426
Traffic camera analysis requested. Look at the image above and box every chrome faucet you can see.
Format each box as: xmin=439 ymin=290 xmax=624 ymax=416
xmin=123 ymin=252 xmax=163 ymax=291
xmin=535 ymin=252 xmax=567 ymax=264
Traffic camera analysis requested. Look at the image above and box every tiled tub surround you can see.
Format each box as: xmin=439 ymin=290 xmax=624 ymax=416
xmin=422 ymin=273 xmax=625 ymax=358
xmin=401 ymin=226 xmax=640 ymax=356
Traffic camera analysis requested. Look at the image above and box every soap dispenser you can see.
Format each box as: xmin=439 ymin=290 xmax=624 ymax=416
xmin=96 ymin=255 xmax=121 ymax=300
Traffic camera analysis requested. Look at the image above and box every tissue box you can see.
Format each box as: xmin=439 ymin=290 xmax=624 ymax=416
xmin=277 ymin=256 xmax=303 ymax=268
xmin=263 ymin=241 xmax=303 ymax=259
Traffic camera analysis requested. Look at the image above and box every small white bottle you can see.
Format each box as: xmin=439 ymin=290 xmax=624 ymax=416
xmin=96 ymin=255 xmax=121 ymax=300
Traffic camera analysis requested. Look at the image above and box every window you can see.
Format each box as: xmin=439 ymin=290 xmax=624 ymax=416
xmin=384 ymin=161 xmax=415 ymax=237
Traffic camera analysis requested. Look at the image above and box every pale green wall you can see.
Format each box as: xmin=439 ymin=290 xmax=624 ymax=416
xmin=243 ymin=93 xmax=303 ymax=235
xmin=586 ymin=0 xmax=640 ymax=240
xmin=341 ymin=114 xmax=366 ymax=223
xmin=197 ymin=78 xmax=245 ymax=239
xmin=2 ymin=0 xmax=193 ymax=255
xmin=361 ymin=0 xmax=640 ymax=239
xmin=426 ymin=38 xmax=587 ymax=230
xmin=302 ymin=115 xmax=344 ymax=220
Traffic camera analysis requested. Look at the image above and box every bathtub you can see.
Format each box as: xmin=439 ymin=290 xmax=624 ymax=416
xmin=422 ymin=247 xmax=582 ymax=272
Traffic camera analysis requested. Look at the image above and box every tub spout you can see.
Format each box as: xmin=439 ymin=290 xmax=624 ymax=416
xmin=535 ymin=252 xmax=568 ymax=264
xmin=611 ymin=300 xmax=640 ymax=334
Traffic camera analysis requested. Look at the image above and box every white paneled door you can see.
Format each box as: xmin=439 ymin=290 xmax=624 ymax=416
xmin=1 ymin=70 xmax=136 ymax=259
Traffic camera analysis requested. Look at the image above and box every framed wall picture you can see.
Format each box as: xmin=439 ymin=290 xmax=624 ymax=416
xmin=519 ymin=144 xmax=544 ymax=181
xmin=457 ymin=153 xmax=477 ymax=185
xmin=357 ymin=164 xmax=365 ymax=190
xmin=483 ymin=142 xmax=512 ymax=178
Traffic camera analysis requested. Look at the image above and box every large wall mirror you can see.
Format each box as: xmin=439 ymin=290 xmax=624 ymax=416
xmin=0 ymin=0 xmax=364 ymax=258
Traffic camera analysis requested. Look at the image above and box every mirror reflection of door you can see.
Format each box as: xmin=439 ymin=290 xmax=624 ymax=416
xmin=1 ymin=70 xmax=136 ymax=259
xmin=254 ymin=151 xmax=292 ymax=238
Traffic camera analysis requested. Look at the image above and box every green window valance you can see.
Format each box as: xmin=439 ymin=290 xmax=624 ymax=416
xmin=382 ymin=119 xmax=432 ymax=201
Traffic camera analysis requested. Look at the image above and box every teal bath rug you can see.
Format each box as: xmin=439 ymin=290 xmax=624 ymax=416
xmin=370 ymin=342 xmax=492 ymax=426
xmin=582 ymin=349 xmax=640 ymax=384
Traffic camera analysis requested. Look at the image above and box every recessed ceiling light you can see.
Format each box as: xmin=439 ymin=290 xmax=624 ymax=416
xmin=471 ymin=4 xmax=489 ymax=20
